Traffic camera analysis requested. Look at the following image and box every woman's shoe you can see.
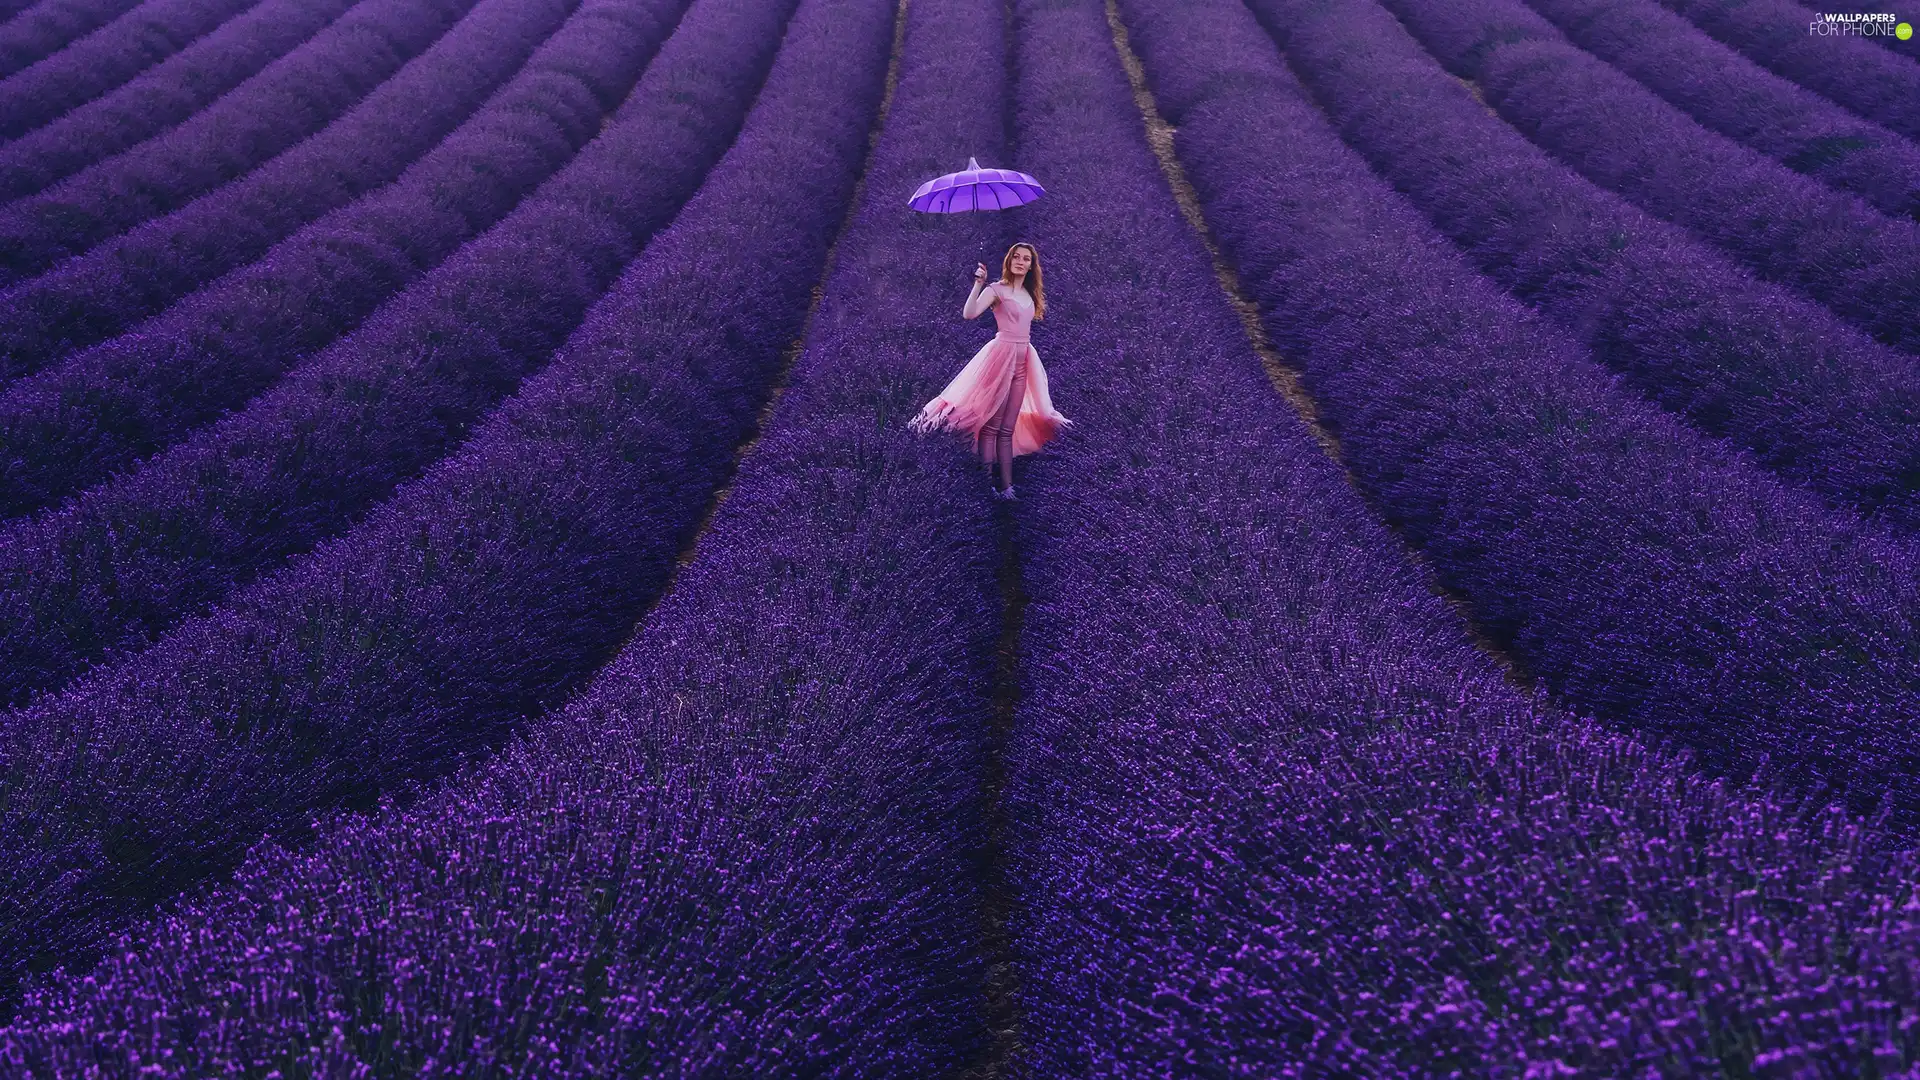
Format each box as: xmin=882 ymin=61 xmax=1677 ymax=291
xmin=998 ymin=485 xmax=1017 ymax=501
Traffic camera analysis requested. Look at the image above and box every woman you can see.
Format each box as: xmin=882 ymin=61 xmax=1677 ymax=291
xmin=908 ymin=242 xmax=1071 ymax=500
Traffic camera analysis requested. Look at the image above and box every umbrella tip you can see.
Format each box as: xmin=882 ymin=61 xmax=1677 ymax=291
xmin=967 ymin=156 xmax=980 ymax=170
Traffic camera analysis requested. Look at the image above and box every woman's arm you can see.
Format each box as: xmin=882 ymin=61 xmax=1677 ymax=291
xmin=963 ymin=262 xmax=996 ymax=318
xmin=963 ymin=282 xmax=997 ymax=319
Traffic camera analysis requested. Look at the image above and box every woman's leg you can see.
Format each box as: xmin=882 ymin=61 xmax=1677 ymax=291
xmin=989 ymin=400 xmax=1007 ymax=489
xmin=995 ymin=361 xmax=1026 ymax=490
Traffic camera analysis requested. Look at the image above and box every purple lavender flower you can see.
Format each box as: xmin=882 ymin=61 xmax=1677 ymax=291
xmin=0 ymin=0 xmax=578 ymax=384
xmin=0 ymin=0 xmax=1001 ymax=1069
xmin=0 ymin=0 xmax=258 ymax=139
xmin=1521 ymin=0 xmax=1920 ymax=219
xmin=0 ymin=0 xmax=476 ymax=289
xmin=1659 ymin=0 xmax=1920 ymax=142
xmin=1377 ymin=0 xmax=1920 ymax=355
xmin=1245 ymin=0 xmax=1920 ymax=529
xmin=0 ymin=0 xmax=143 ymax=79
xmin=996 ymin=0 xmax=1920 ymax=1070
xmin=0 ymin=0 xmax=887 ymax=1012
xmin=0 ymin=0 xmax=360 ymax=201
xmin=0 ymin=0 xmax=760 ymax=707
xmin=0 ymin=0 xmax=684 ymax=519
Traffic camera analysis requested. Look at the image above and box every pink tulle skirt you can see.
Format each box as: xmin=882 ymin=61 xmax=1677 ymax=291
xmin=909 ymin=333 xmax=1072 ymax=458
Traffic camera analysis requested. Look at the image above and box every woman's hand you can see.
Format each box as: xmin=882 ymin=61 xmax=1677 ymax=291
xmin=964 ymin=263 xmax=994 ymax=318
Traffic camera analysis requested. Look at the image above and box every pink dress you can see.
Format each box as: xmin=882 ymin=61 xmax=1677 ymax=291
xmin=908 ymin=281 xmax=1071 ymax=459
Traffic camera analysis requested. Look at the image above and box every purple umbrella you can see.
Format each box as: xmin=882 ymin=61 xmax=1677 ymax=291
xmin=908 ymin=156 xmax=1043 ymax=212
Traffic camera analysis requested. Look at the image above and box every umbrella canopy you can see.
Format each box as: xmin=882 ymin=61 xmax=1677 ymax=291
xmin=908 ymin=156 xmax=1044 ymax=212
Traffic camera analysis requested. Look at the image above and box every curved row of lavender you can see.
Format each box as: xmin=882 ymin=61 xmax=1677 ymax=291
xmin=0 ymin=0 xmax=140 ymax=78
xmin=1658 ymin=0 xmax=1920 ymax=142
xmin=0 ymin=0 xmax=575 ymax=386
xmin=1521 ymin=0 xmax=1920 ymax=219
xmin=0 ymin=0 xmax=776 ymax=709
xmin=1131 ymin=0 xmax=1920 ymax=819
xmin=996 ymin=0 xmax=1920 ymax=1070
xmin=0 ymin=0 xmax=1029 ymax=1065
xmin=0 ymin=0 xmax=259 ymax=140
xmin=0 ymin=1 xmax=43 ymax=28
xmin=0 ymin=0 xmax=359 ymax=201
xmin=0 ymin=0 xmax=475 ymax=287
xmin=1251 ymin=0 xmax=1920 ymax=531
xmin=0 ymin=0 xmax=886 ymax=1006
xmin=0 ymin=0 xmax=682 ymax=520
xmin=1371 ymin=0 xmax=1920 ymax=357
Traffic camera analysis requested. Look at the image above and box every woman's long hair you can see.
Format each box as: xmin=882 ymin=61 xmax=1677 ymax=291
xmin=999 ymin=241 xmax=1045 ymax=320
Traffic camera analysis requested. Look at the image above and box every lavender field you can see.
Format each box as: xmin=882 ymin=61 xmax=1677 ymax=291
xmin=0 ymin=0 xmax=1916 ymax=1073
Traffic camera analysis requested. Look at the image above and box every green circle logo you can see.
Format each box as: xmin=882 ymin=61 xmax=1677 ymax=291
xmin=1900 ymin=21 xmax=1915 ymax=39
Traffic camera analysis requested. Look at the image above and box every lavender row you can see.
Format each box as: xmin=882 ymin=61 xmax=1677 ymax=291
xmin=999 ymin=0 xmax=1920 ymax=1069
xmin=1250 ymin=0 xmax=1920 ymax=529
xmin=1659 ymin=0 xmax=1920 ymax=142
xmin=0 ymin=0 xmax=884 ymax=1000
xmin=1523 ymin=0 xmax=1920 ymax=219
xmin=0 ymin=2 xmax=39 ymax=26
xmin=0 ymin=0 xmax=474 ymax=287
xmin=1161 ymin=0 xmax=1920 ymax=818
xmin=1374 ymin=0 xmax=1920 ymax=356
xmin=0 ymin=0 xmax=573 ymax=389
xmin=0 ymin=0 xmax=1020 ymax=1064
xmin=0 ymin=0 xmax=677 ymax=520
xmin=0 ymin=0 xmax=139 ymax=78
xmin=0 ymin=0 xmax=357 ymax=201
xmin=0 ymin=0 xmax=258 ymax=140
xmin=997 ymin=0 xmax=1528 ymax=1061
xmin=0 ymin=0 xmax=765 ymax=713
